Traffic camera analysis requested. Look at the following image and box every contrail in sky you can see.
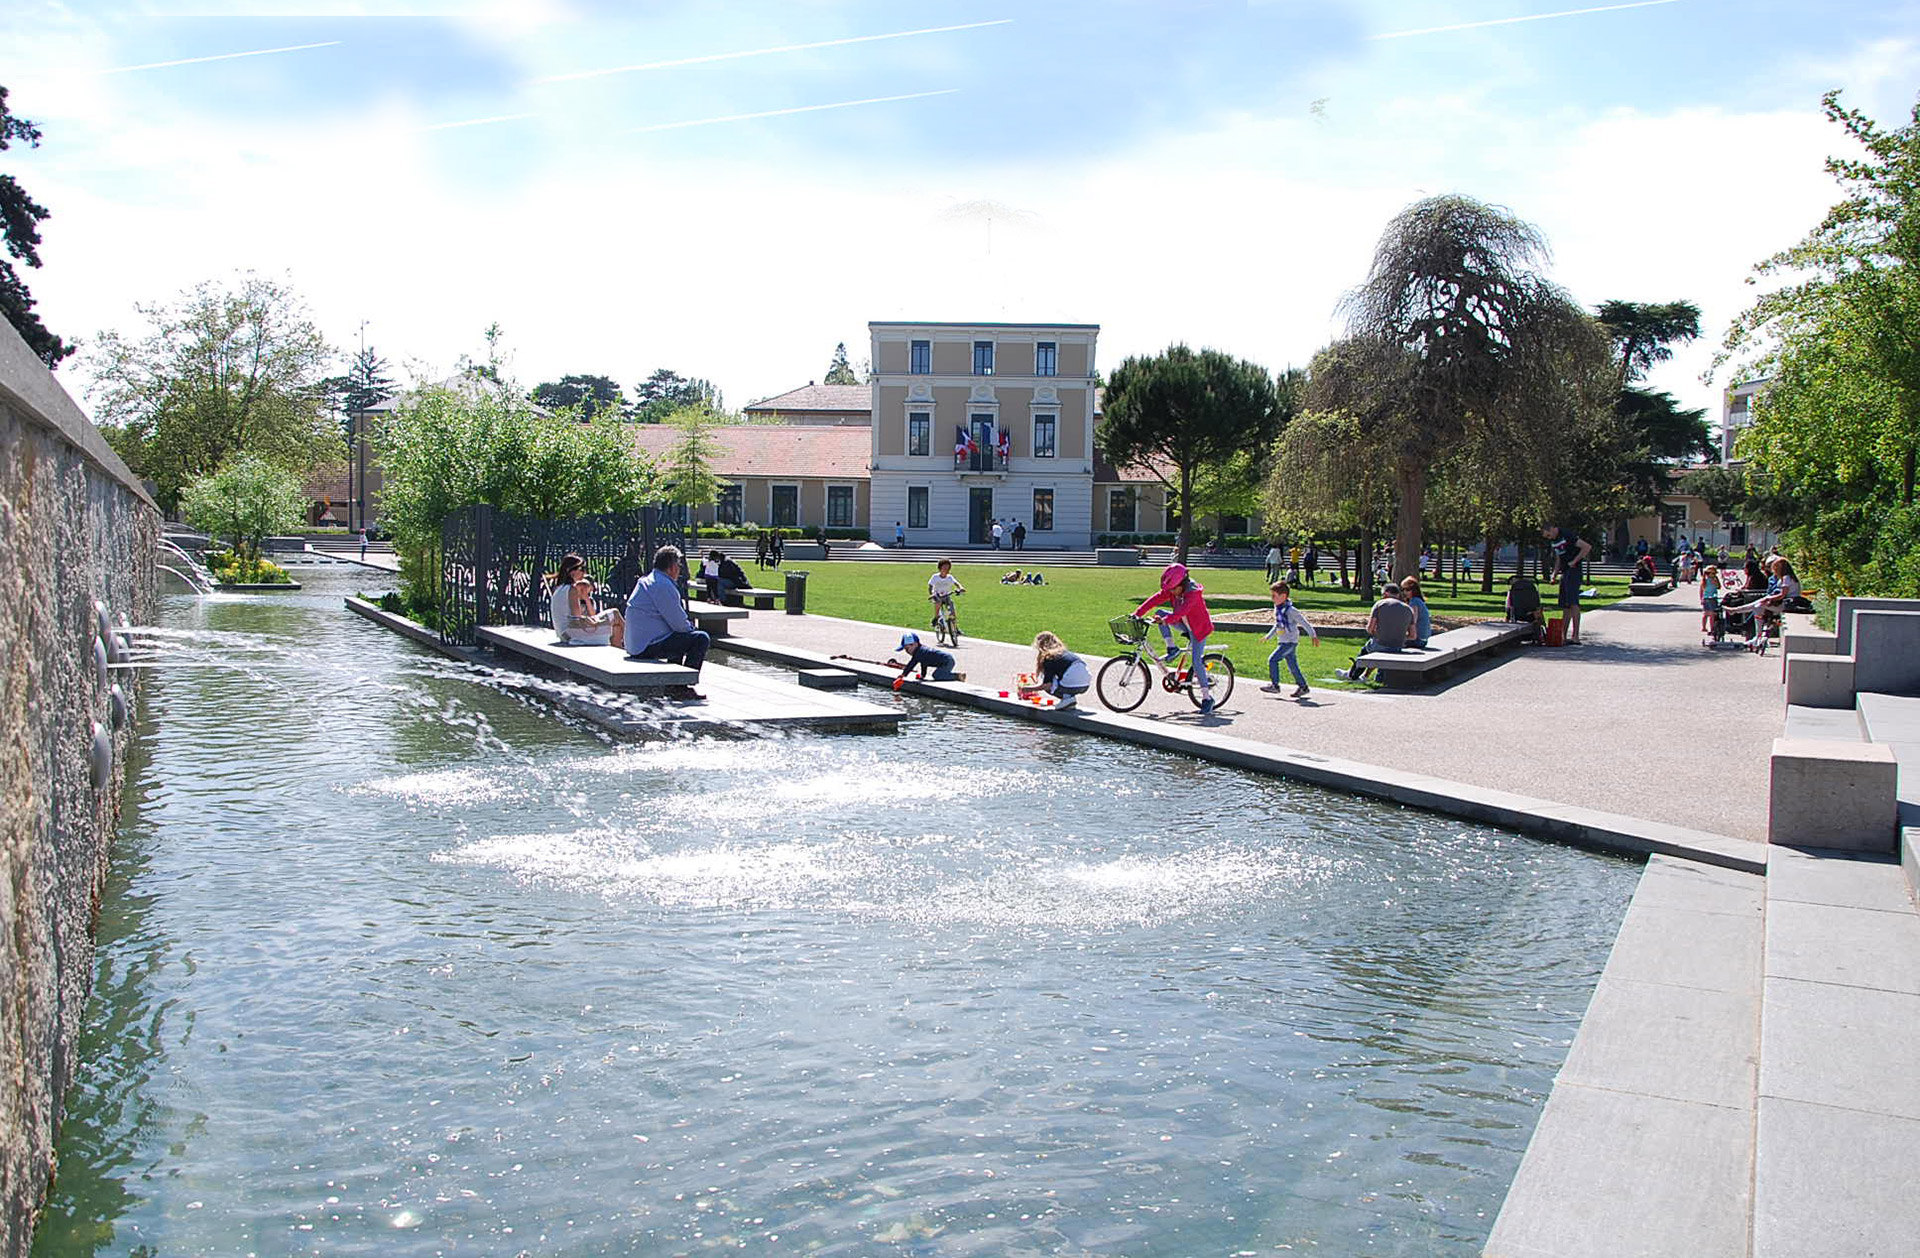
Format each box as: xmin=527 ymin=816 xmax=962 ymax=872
xmin=533 ymin=20 xmax=1010 ymax=85
xmin=420 ymin=112 xmax=538 ymax=133
xmin=621 ymin=89 xmax=958 ymax=134
xmin=99 ymin=40 xmax=342 ymax=74
xmin=1370 ymin=0 xmax=1679 ymax=41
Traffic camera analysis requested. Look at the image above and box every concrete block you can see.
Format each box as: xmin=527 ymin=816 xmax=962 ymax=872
xmin=1754 ymin=1097 xmax=1920 ymax=1258
xmin=1851 ymin=610 xmax=1920 ymax=696
xmin=1836 ymin=595 xmax=1920 ymax=655
xmin=1094 ymin=547 xmax=1141 ymax=566
xmin=796 ymin=668 xmax=857 ymax=690
xmin=1784 ymin=652 xmax=1856 ymax=708
xmin=1781 ymin=627 xmax=1837 ymax=656
xmin=1782 ymin=703 xmax=1867 ymax=742
xmin=1769 ymin=738 xmax=1898 ymax=850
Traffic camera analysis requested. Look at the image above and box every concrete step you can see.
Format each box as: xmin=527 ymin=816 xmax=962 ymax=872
xmin=1754 ymin=845 xmax=1920 ymax=1258
xmin=1782 ymin=703 xmax=1869 ymax=742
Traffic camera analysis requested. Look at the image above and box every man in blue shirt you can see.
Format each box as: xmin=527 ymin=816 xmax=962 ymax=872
xmin=625 ymin=545 xmax=708 ymax=700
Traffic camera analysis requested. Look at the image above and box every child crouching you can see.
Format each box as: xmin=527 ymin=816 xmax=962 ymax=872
xmin=1031 ymin=630 xmax=1091 ymax=710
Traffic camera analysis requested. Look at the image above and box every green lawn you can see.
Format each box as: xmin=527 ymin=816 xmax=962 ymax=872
xmin=770 ymin=558 xmax=1631 ymax=690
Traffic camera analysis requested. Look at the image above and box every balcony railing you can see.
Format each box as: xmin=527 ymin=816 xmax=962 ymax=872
xmin=954 ymin=449 xmax=1009 ymax=472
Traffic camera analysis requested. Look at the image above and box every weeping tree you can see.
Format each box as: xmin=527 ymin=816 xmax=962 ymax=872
xmin=1325 ymin=195 xmax=1602 ymax=580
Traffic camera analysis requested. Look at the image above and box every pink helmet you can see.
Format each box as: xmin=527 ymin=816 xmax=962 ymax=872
xmin=1160 ymin=563 xmax=1188 ymax=591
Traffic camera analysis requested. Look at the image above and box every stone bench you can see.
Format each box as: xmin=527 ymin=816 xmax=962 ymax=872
xmin=1096 ymin=548 xmax=1142 ymax=566
xmin=476 ymin=624 xmax=698 ymax=689
xmin=1351 ymin=621 xmax=1533 ymax=688
xmin=1769 ymin=737 xmax=1898 ymax=851
xmin=734 ymin=586 xmax=786 ymax=610
xmin=687 ymin=599 xmax=750 ymax=637
xmin=1628 ymin=578 xmax=1674 ymax=596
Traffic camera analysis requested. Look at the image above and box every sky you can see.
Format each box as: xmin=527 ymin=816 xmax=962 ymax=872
xmin=5 ymin=0 xmax=1919 ymax=426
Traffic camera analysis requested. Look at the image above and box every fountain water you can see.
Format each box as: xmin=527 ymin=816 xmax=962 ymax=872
xmin=155 ymin=535 xmax=216 ymax=594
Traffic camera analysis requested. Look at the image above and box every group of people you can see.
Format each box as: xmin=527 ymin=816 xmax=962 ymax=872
xmin=1335 ymin=576 xmax=1434 ymax=683
xmin=1264 ymin=542 xmax=1323 ymax=587
xmin=546 ymin=545 xmax=716 ymax=701
xmin=989 ymin=518 xmax=1027 ymax=550
xmin=753 ymin=531 xmax=785 ymax=569
xmin=1000 ymin=569 xmax=1046 ymax=585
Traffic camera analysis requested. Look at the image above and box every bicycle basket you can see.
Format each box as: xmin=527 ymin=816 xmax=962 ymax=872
xmin=1108 ymin=615 xmax=1148 ymax=646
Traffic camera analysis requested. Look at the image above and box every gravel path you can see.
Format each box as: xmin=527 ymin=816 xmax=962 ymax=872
xmin=724 ymin=584 xmax=1784 ymax=844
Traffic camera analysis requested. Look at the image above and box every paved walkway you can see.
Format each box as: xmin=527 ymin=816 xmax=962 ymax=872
xmin=727 ymin=585 xmax=1785 ymax=844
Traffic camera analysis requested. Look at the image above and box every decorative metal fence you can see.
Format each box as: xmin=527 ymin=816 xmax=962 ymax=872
xmin=438 ymin=504 xmax=689 ymax=646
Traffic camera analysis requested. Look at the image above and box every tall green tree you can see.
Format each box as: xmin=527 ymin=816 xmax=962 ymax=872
xmin=634 ymin=368 xmax=720 ymax=423
xmin=0 ymin=85 xmax=72 ymax=367
xmin=660 ymin=404 xmax=724 ymax=521
xmin=319 ymin=345 xmax=396 ymax=447
xmin=532 ymin=373 xmax=624 ymax=419
xmin=1595 ymin=299 xmax=1702 ymax=387
xmin=1328 ymin=194 xmax=1605 ymax=580
xmin=1596 ymin=299 xmax=1710 ymax=517
xmin=1717 ymin=90 xmax=1920 ymax=594
xmin=88 ymin=274 xmax=336 ymax=510
xmin=823 ymin=342 xmax=860 ymax=385
xmin=1100 ymin=345 xmax=1288 ymax=563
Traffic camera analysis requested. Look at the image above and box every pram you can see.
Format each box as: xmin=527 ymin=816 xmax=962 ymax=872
xmin=1711 ymin=586 xmax=1811 ymax=654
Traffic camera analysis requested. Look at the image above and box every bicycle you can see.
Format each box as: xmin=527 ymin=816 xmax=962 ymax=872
xmin=1096 ymin=615 xmax=1236 ymax=713
xmin=930 ymin=591 xmax=963 ymax=648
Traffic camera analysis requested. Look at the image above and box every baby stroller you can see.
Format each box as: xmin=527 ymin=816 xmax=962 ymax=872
xmin=1704 ymin=592 xmax=1760 ymax=650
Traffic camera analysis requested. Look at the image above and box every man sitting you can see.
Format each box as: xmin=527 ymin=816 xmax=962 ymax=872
xmin=699 ymin=549 xmax=750 ymax=605
xmin=1340 ymin=583 xmax=1413 ymax=682
xmin=624 ymin=544 xmax=708 ymax=701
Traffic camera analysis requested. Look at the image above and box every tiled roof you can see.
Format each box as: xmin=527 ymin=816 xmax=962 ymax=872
xmin=1093 ymin=446 xmax=1174 ymax=484
xmin=630 ymin=423 xmax=871 ymax=480
xmin=743 ymin=384 xmax=872 ymax=414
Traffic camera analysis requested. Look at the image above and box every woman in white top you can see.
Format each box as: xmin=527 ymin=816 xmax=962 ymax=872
xmin=548 ymin=552 xmax=624 ymax=647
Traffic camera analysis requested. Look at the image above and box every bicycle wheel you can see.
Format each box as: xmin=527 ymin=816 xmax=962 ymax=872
xmin=1096 ymin=656 xmax=1153 ymax=712
xmin=1188 ymin=653 xmax=1236 ymax=708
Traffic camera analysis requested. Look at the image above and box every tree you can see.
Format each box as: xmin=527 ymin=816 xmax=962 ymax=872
xmin=823 ymin=342 xmax=860 ymax=385
xmin=1262 ymin=408 xmax=1396 ymax=593
xmin=1327 ymin=194 xmax=1607 ymax=579
xmin=1596 ymin=299 xmax=1710 ymax=518
xmin=1716 ymin=90 xmax=1920 ymax=594
xmin=318 ymin=345 xmax=396 ymax=446
xmin=1 ymin=85 xmax=72 ymax=367
xmin=179 ymin=455 xmax=307 ymax=558
xmin=1596 ymin=299 xmax=1702 ymax=387
xmin=532 ymin=373 xmax=624 ymax=419
xmin=1100 ymin=345 xmax=1288 ymax=563
xmin=87 ymin=274 xmax=336 ymax=510
xmin=1686 ymin=464 xmax=1748 ymax=520
xmin=634 ymin=368 xmax=720 ymax=423
xmin=660 ymin=404 xmax=724 ymax=520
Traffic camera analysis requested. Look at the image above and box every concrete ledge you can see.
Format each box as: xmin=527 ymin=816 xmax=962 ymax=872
xmin=1782 ymin=704 xmax=1866 ymax=743
xmin=1095 ymin=547 xmax=1141 ymax=565
xmin=797 ymin=668 xmax=857 ymax=690
xmin=1783 ymin=652 xmax=1856 ymax=709
xmin=477 ymin=624 xmax=698 ymax=689
xmin=1630 ymin=579 xmax=1675 ymax=595
xmin=1769 ymin=738 xmax=1898 ymax=851
xmin=1781 ymin=627 xmax=1837 ymax=657
xmin=715 ymin=633 xmax=1764 ymax=873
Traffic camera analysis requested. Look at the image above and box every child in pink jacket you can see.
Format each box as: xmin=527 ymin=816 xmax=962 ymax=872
xmin=1134 ymin=563 xmax=1218 ymax=714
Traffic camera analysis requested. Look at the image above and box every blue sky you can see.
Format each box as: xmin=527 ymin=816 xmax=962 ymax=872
xmin=6 ymin=1 xmax=1919 ymax=422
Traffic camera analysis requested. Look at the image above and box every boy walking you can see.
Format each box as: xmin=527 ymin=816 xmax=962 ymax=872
xmin=1259 ymin=580 xmax=1319 ymax=698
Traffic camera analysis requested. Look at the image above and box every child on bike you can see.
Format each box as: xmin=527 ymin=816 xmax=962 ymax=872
xmin=1259 ymin=580 xmax=1318 ymax=698
xmin=1133 ymin=562 xmax=1218 ymax=715
xmin=1030 ymin=630 xmax=1091 ymax=710
xmin=893 ymin=631 xmax=960 ymax=680
xmin=927 ymin=559 xmax=965 ymax=637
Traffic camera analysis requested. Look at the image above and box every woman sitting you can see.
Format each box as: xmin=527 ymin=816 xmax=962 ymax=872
xmin=548 ymin=552 xmax=624 ymax=647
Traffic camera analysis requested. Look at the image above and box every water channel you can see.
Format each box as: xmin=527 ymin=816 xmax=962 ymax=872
xmin=35 ymin=567 xmax=1638 ymax=1256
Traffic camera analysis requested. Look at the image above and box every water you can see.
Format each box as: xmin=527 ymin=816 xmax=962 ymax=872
xmin=36 ymin=569 xmax=1638 ymax=1257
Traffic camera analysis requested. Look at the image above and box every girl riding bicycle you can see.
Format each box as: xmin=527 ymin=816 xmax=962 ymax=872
xmin=1134 ymin=563 xmax=1218 ymax=715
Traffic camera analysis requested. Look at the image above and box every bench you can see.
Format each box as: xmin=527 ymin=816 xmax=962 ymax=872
xmin=476 ymin=624 xmax=698 ymax=689
xmin=687 ymin=599 xmax=750 ymax=637
xmin=1350 ymin=621 xmax=1533 ymax=688
xmin=733 ymin=586 xmax=786 ymax=611
xmin=1628 ymin=578 xmax=1674 ymax=595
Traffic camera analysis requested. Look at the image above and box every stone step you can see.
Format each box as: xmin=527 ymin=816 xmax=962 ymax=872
xmin=1782 ymin=703 xmax=1868 ymax=742
xmin=1753 ymin=845 xmax=1920 ymax=1258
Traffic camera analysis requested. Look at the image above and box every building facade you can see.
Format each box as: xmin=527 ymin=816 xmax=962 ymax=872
xmin=868 ymin=321 xmax=1100 ymax=548
xmin=628 ymin=423 xmax=872 ymax=533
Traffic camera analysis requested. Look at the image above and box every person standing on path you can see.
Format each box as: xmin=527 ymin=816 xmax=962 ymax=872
xmin=1012 ymin=520 xmax=1026 ymax=551
xmin=991 ymin=519 xmax=1004 ymax=550
xmin=1260 ymin=580 xmax=1318 ymax=698
xmin=1265 ymin=542 xmax=1283 ymax=585
xmin=895 ymin=521 xmax=906 ymax=548
xmin=1543 ymin=524 xmax=1593 ymax=644
xmin=1303 ymin=543 xmax=1319 ymax=586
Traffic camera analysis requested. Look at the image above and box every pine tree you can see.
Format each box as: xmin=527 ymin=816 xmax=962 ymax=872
xmin=0 ymin=85 xmax=72 ymax=367
xmin=823 ymin=342 xmax=859 ymax=385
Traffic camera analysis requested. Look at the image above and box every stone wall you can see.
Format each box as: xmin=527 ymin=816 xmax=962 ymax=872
xmin=0 ymin=323 xmax=157 ymax=1256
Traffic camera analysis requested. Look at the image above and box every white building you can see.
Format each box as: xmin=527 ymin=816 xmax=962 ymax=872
xmin=867 ymin=320 xmax=1100 ymax=548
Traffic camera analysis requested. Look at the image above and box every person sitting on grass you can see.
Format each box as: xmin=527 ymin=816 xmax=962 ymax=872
xmin=548 ymin=552 xmax=625 ymax=648
xmin=892 ymin=631 xmax=960 ymax=681
xmin=1259 ymin=579 xmax=1318 ymax=698
xmin=1134 ymin=563 xmax=1219 ymax=715
xmin=1340 ymin=582 xmax=1412 ymax=683
xmin=1030 ymin=630 xmax=1091 ymax=710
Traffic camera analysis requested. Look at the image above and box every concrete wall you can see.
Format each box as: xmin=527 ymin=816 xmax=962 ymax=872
xmin=0 ymin=323 xmax=157 ymax=1255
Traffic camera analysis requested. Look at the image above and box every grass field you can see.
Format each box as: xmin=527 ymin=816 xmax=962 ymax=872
xmin=761 ymin=558 xmax=1631 ymax=690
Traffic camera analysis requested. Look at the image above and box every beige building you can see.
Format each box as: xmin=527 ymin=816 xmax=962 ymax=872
xmin=742 ymin=383 xmax=872 ymax=426
xmin=868 ymin=320 xmax=1101 ymax=547
xmin=628 ymin=423 xmax=871 ymax=533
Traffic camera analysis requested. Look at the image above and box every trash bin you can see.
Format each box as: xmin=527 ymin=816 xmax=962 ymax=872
xmin=784 ymin=569 xmax=809 ymax=615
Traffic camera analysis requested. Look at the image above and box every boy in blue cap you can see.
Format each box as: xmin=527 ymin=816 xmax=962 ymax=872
xmin=892 ymin=631 xmax=960 ymax=681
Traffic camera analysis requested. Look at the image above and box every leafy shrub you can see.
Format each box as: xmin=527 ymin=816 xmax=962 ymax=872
xmin=207 ymin=550 xmax=294 ymax=584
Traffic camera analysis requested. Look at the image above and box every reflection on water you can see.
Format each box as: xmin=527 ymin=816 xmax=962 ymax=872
xmin=35 ymin=570 xmax=1636 ymax=1256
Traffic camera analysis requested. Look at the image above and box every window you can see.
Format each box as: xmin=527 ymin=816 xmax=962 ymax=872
xmin=1032 ymin=488 xmax=1054 ymax=531
xmin=973 ymin=340 xmax=995 ymax=376
xmin=1035 ymin=341 xmax=1057 ymax=376
xmin=827 ymin=485 xmax=854 ymax=529
xmin=907 ymin=485 xmax=929 ymax=529
xmin=910 ymin=340 xmax=931 ymax=374
xmin=1109 ymin=488 xmax=1136 ymax=533
xmin=771 ymin=485 xmax=799 ymax=527
xmin=716 ymin=484 xmax=743 ymax=525
xmin=1032 ymin=414 xmax=1057 ymax=458
xmin=907 ymin=412 xmax=930 ymax=456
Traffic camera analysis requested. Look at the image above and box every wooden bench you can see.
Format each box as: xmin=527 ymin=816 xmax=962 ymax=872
xmin=1629 ymin=579 xmax=1674 ymax=595
xmin=476 ymin=624 xmax=697 ymax=689
xmin=1351 ymin=621 xmax=1533 ymax=688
